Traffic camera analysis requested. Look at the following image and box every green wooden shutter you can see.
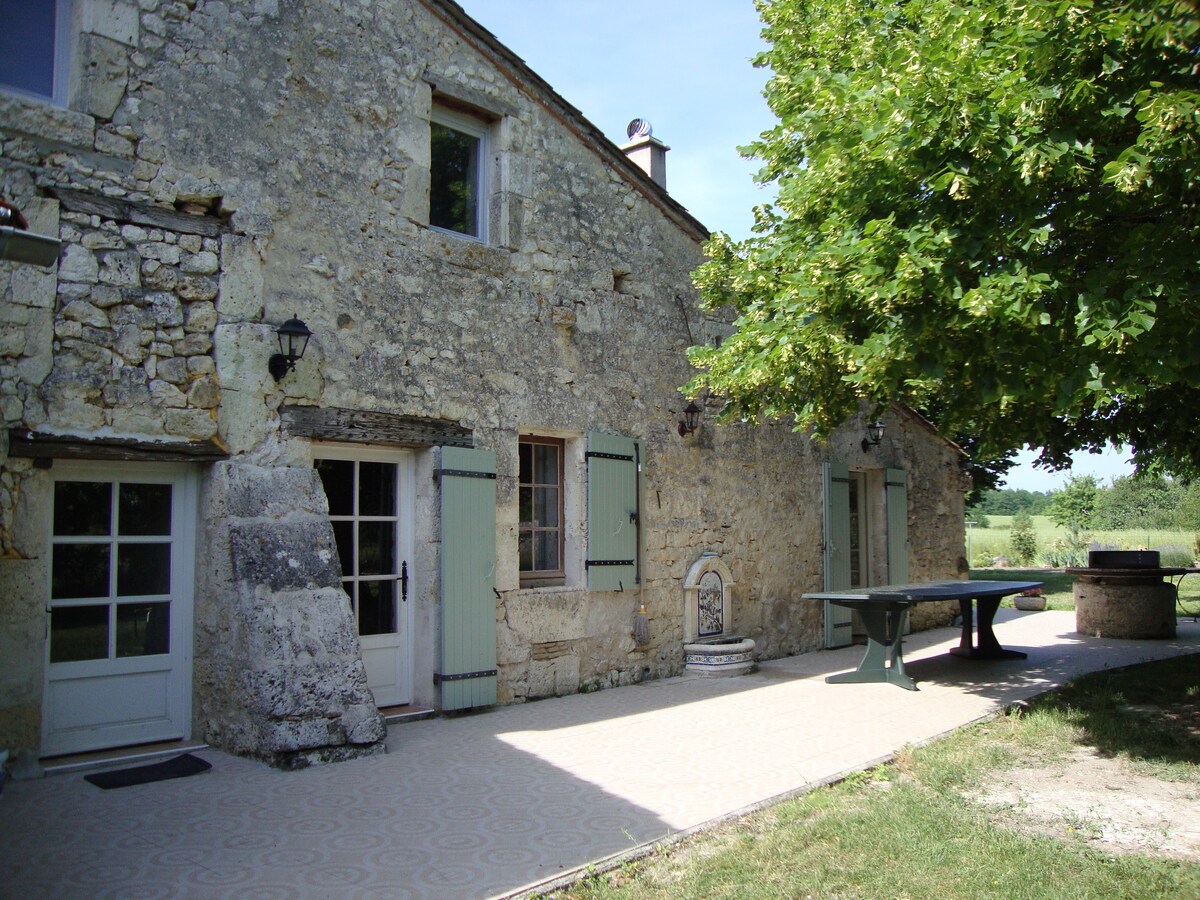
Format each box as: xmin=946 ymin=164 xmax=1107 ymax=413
xmin=823 ymin=462 xmax=854 ymax=648
xmin=886 ymin=468 xmax=909 ymax=584
xmin=586 ymin=432 xmax=641 ymax=591
xmin=439 ymin=446 xmax=497 ymax=711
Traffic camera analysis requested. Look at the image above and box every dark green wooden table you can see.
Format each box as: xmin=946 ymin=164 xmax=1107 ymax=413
xmin=802 ymin=580 xmax=1044 ymax=690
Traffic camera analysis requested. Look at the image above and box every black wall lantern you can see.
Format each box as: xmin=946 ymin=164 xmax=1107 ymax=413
xmin=268 ymin=314 xmax=312 ymax=381
xmin=861 ymin=421 xmax=885 ymax=452
xmin=677 ymin=400 xmax=702 ymax=437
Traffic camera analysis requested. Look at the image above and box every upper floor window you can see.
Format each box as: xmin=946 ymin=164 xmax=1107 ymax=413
xmin=430 ymin=106 xmax=488 ymax=240
xmin=0 ymin=0 xmax=72 ymax=104
xmin=519 ymin=435 xmax=564 ymax=586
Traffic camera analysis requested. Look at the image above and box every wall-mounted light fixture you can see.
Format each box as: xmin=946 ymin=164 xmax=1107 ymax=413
xmin=677 ymin=400 xmax=702 ymax=437
xmin=268 ymin=314 xmax=312 ymax=381
xmin=861 ymin=421 xmax=885 ymax=452
xmin=0 ymin=199 xmax=61 ymax=268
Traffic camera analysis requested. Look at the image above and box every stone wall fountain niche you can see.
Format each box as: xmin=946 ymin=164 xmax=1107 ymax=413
xmin=682 ymin=553 xmax=755 ymax=676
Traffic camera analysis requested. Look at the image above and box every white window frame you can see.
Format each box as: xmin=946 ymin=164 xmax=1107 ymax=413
xmin=0 ymin=0 xmax=73 ymax=106
xmin=429 ymin=105 xmax=490 ymax=243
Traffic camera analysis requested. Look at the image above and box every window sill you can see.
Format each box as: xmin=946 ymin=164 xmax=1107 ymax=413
xmin=418 ymin=227 xmax=510 ymax=275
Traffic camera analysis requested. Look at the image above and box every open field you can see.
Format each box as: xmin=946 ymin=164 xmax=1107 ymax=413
xmin=966 ymin=516 xmax=1197 ymax=568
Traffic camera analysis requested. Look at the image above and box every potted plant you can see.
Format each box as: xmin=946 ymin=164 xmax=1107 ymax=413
xmin=1014 ymin=587 xmax=1047 ymax=611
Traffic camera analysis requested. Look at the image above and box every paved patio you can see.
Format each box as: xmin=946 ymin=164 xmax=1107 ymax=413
xmin=3 ymin=609 xmax=1199 ymax=899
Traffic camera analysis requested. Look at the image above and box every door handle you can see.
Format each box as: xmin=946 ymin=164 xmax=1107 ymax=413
xmin=401 ymin=561 xmax=408 ymax=602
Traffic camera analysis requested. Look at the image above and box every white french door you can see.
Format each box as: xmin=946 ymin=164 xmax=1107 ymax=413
xmin=314 ymin=445 xmax=414 ymax=708
xmin=43 ymin=462 xmax=196 ymax=756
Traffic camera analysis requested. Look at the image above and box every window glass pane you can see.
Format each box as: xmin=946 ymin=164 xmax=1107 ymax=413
xmin=534 ymin=487 xmax=559 ymax=527
xmin=535 ymin=531 xmax=560 ymax=572
xmin=358 ymin=522 xmax=395 ymax=575
xmin=533 ymin=444 xmax=559 ymax=485
xmin=316 ymin=459 xmax=355 ymax=516
xmin=358 ymin=462 xmax=396 ymax=517
xmin=0 ymin=0 xmax=56 ymax=98
xmin=331 ymin=520 xmax=354 ymax=576
xmin=518 ymin=531 xmax=532 ymax=571
xmin=118 ymin=483 xmax=172 ymax=536
xmin=430 ymin=122 xmax=479 ymax=236
xmin=117 ymin=544 xmax=171 ymax=596
xmin=50 ymin=605 xmax=109 ymax=663
xmin=52 ymin=544 xmax=110 ymax=599
xmin=518 ymin=442 xmax=531 ymax=484
xmin=54 ymin=482 xmax=111 ymax=537
xmin=358 ymin=580 xmax=396 ymax=636
xmin=116 ymin=602 xmax=170 ymax=657
xmin=518 ymin=486 xmax=533 ymax=526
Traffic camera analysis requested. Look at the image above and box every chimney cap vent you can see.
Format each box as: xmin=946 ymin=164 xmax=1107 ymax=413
xmin=627 ymin=118 xmax=653 ymax=140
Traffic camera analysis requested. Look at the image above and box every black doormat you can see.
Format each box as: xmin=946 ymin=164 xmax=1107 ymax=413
xmin=85 ymin=753 xmax=211 ymax=790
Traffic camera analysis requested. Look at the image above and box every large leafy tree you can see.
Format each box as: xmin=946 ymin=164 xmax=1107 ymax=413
xmin=689 ymin=0 xmax=1200 ymax=476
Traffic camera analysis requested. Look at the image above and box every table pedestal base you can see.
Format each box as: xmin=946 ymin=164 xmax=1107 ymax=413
xmin=953 ymin=596 xmax=1028 ymax=660
xmin=824 ymin=603 xmax=917 ymax=691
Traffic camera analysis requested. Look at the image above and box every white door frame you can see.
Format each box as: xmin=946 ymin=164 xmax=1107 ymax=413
xmin=312 ymin=442 xmax=415 ymax=708
xmin=43 ymin=461 xmax=196 ymax=756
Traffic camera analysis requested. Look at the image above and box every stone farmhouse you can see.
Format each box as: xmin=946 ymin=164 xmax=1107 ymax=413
xmin=0 ymin=0 xmax=970 ymax=771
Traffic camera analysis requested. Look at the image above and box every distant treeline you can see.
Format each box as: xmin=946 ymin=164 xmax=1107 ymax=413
xmin=969 ymin=476 xmax=1200 ymax=532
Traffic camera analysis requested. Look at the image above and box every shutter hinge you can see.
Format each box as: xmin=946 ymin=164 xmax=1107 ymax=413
xmin=434 ymin=669 xmax=497 ymax=684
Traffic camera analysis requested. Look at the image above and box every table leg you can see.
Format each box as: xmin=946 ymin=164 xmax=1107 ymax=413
xmin=826 ymin=604 xmax=918 ymax=690
xmin=948 ymin=596 xmax=1027 ymax=660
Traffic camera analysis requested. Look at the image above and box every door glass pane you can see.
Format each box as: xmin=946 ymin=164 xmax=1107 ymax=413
xmin=52 ymin=544 xmax=110 ymax=599
xmin=54 ymin=482 xmax=111 ymax=537
xmin=316 ymin=459 xmax=354 ymax=515
xmin=118 ymin=483 xmax=172 ymax=536
xmin=358 ymin=462 xmax=396 ymax=517
xmin=358 ymin=522 xmax=395 ymax=576
xmin=331 ymin=520 xmax=354 ymax=576
xmin=50 ymin=605 xmax=109 ymax=663
xmin=358 ymin=580 xmax=397 ymax=636
xmin=116 ymin=602 xmax=170 ymax=657
xmin=117 ymin=544 xmax=171 ymax=596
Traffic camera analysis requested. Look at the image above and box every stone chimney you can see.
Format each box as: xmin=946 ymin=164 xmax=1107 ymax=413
xmin=620 ymin=118 xmax=669 ymax=189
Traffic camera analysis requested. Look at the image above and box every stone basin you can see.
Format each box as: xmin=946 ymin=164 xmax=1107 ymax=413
xmin=683 ymin=635 xmax=756 ymax=677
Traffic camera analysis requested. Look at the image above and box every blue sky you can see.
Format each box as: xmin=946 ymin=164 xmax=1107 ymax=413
xmin=456 ymin=1 xmax=1135 ymax=493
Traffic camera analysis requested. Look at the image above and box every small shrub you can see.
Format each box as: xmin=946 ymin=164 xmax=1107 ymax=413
xmin=1009 ymin=511 xmax=1038 ymax=565
xmin=1040 ymin=532 xmax=1091 ymax=568
xmin=1156 ymin=544 xmax=1195 ymax=567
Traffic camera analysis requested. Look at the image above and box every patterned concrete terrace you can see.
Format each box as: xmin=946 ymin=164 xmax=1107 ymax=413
xmin=3 ymin=609 xmax=1199 ymax=899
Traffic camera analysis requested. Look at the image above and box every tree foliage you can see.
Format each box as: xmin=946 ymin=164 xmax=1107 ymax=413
xmin=689 ymin=0 xmax=1200 ymax=476
xmin=970 ymin=488 xmax=1054 ymax=516
xmin=1047 ymin=474 xmax=1100 ymax=533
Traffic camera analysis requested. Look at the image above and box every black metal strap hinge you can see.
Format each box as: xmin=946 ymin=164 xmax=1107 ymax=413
xmin=434 ymin=669 xmax=497 ymax=684
xmin=585 ymin=451 xmax=634 ymax=462
xmin=586 ymin=559 xmax=635 ymax=567
xmin=438 ymin=469 xmax=496 ymax=479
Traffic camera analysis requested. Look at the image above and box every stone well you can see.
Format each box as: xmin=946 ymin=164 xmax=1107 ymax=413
xmin=1067 ymin=552 xmax=1184 ymax=640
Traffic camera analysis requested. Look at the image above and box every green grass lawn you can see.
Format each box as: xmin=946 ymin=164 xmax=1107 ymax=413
xmin=556 ymin=655 xmax=1200 ymax=900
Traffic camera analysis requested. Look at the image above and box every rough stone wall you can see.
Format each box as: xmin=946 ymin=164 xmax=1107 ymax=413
xmin=0 ymin=0 xmax=970 ymax=760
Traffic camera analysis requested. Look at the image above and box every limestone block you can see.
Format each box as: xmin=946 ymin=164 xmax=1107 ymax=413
xmin=10 ymin=264 xmax=57 ymax=311
xmin=98 ymin=251 xmax=141 ymax=287
xmin=162 ymin=407 xmax=217 ymax=438
xmin=187 ymin=375 xmax=220 ymax=409
xmin=82 ymin=0 xmax=140 ymax=46
xmin=184 ymin=301 xmax=218 ymax=332
xmin=73 ymin=33 xmax=130 ymax=119
xmin=61 ymin=300 xmax=109 ymax=328
xmin=58 ymin=245 xmax=100 ymax=284
xmin=0 ymin=95 xmax=95 ymax=148
xmin=148 ymin=291 xmax=184 ymax=327
xmin=155 ymin=355 xmax=189 ymax=384
xmin=229 ymin=521 xmax=341 ymax=591
xmin=181 ymin=251 xmax=219 ymax=275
